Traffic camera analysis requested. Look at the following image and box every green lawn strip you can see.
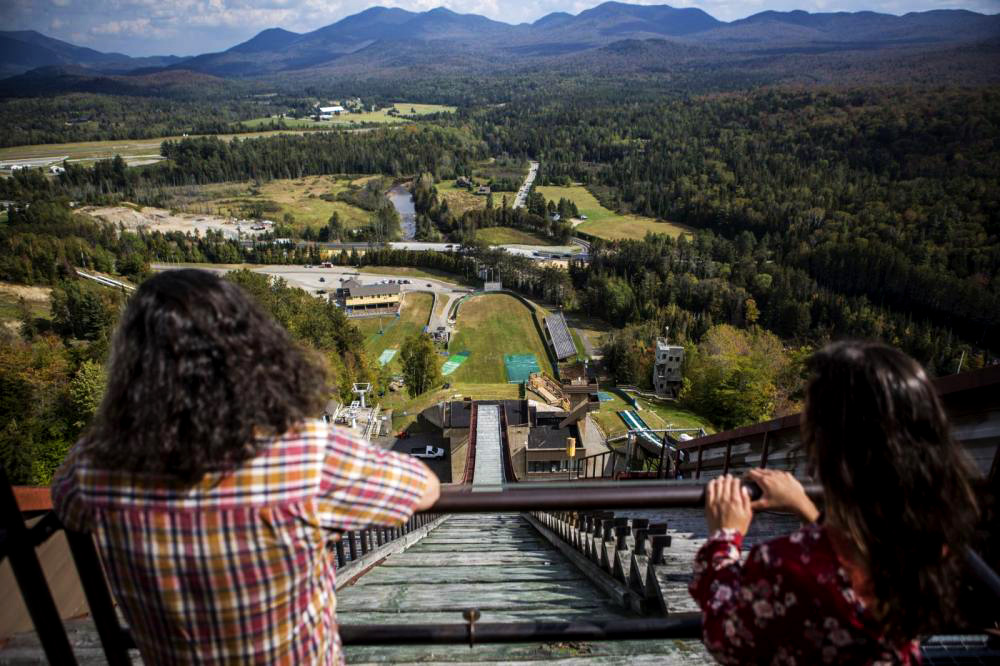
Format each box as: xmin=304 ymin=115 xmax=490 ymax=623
xmin=356 ymin=266 xmax=475 ymax=287
xmin=535 ymin=184 xmax=694 ymax=241
xmin=448 ymin=293 xmax=554 ymax=384
xmin=353 ymin=292 xmax=433 ymax=374
xmin=475 ymin=226 xmax=558 ymax=246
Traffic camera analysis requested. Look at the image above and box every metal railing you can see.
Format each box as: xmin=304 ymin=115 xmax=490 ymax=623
xmin=5 ymin=476 xmax=1000 ymax=662
xmin=676 ymin=364 xmax=1000 ymax=482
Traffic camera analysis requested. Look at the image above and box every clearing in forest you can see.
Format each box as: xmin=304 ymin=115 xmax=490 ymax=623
xmin=166 ymin=175 xmax=372 ymax=231
xmin=447 ymin=293 xmax=554 ymax=384
xmin=535 ymin=184 xmax=694 ymax=241
xmin=238 ymin=103 xmax=456 ymax=129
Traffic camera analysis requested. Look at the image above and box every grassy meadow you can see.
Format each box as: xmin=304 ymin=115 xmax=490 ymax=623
xmin=447 ymin=293 xmax=554 ymax=384
xmin=475 ymin=226 xmax=557 ymax=246
xmin=165 ymin=175 xmax=372 ymax=231
xmin=535 ymin=184 xmax=694 ymax=241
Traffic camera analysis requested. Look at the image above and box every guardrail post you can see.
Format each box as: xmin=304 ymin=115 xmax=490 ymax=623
xmin=695 ymin=445 xmax=703 ymax=479
xmin=760 ymin=431 xmax=770 ymax=469
xmin=347 ymin=531 xmax=358 ymax=561
xmin=650 ymin=534 xmax=672 ymax=565
xmin=722 ymin=440 xmax=732 ymax=475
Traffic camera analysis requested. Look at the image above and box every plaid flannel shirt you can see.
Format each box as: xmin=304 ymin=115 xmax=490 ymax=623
xmin=51 ymin=418 xmax=430 ymax=665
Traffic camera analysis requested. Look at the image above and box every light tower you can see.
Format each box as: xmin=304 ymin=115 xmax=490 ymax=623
xmin=352 ymin=383 xmax=372 ymax=409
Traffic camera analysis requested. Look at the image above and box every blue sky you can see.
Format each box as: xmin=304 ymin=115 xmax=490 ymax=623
xmin=3 ymin=0 xmax=999 ymax=56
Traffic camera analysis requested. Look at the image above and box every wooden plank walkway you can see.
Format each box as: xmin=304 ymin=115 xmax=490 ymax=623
xmin=339 ymin=513 xmax=714 ymax=664
xmin=473 ymin=404 xmax=504 ymax=486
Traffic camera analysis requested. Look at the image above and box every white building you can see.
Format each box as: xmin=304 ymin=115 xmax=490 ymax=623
xmin=318 ymin=105 xmax=345 ymax=119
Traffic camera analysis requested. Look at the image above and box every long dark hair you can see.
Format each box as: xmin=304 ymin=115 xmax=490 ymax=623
xmin=83 ymin=269 xmax=327 ymax=482
xmin=803 ymin=340 xmax=978 ymax=640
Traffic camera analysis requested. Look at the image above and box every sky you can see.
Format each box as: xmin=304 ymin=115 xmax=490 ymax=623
xmin=2 ymin=0 xmax=999 ymax=57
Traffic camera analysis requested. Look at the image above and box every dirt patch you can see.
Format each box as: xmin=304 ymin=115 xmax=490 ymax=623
xmin=80 ymin=205 xmax=267 ymax=240
xmin=0 ymin=282 xmax=52 ymax=302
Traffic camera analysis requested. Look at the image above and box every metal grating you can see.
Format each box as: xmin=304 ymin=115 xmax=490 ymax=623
xmin=545 ymin=312 xmax=577 ymax=360
xmin=472 ymin=404 xmax=504 ymax=486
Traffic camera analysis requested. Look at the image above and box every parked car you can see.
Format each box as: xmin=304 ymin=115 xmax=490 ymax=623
xmin=410 ymin=445 xmax=445 ymax=459
xmin=426 ymin=283 xmax=433 ymax=287
xmin=319 ymin=277 xmax=325 ymax=282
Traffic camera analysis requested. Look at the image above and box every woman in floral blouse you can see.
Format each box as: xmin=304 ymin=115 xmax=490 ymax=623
xmin=689 ymin=341 xmax=979 ymax=665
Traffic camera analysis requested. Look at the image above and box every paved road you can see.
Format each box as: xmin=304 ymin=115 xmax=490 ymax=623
xmin=512 ymin=160 xmax=539 ymax=209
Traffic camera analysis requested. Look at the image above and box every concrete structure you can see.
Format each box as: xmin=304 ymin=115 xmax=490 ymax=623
xmin=335 ymin=279 xmax=401 ymax=314
xmin=653 ymin=331 xmax=684 ymax=398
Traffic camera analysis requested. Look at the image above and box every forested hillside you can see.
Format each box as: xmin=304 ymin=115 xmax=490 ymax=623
xmin=475 ymin=87 xmax=1000 ymax=354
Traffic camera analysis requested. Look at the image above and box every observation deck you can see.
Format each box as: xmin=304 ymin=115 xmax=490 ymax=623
xmin=1 ymin=365 xmax=998 ymax=664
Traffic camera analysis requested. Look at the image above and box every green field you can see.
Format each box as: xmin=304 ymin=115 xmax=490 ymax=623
xmin=165 ymin=175 xmax=371 ymax=231
xmin=476 ymin=226 xmax=557 ymax=246
xmin=535 ymin=185 xmax=694 ymax=241
xmin=447 ymin=293 xmax=554 ymax=383
xmin=239 ymin=103 xmax=456 ymax=130
xmin=353 ymin=292 xmax=433 ymax=374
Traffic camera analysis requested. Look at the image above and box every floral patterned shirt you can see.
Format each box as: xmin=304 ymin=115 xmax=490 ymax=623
xmin=689 ymin=524 xmax=920 ymax=665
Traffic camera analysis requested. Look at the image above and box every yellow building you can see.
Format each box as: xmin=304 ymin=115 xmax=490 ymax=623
xmin=335 ymin=279 xmax=401 ymax=313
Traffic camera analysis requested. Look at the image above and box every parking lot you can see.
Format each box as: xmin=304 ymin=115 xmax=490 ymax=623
xmin=386 ymin=432 xmax=453 ymax=482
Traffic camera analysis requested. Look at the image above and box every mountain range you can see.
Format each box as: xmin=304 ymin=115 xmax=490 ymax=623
xmin=2 ymin=2 xmax=999 ymax=80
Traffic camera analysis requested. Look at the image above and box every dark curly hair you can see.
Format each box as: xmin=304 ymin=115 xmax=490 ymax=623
xmin=803 ymin=340 xmax=979 ymax=641
xmin=83 ymin=269 xmax=327 ymax=482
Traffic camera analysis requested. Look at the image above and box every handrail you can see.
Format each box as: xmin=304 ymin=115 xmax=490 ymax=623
xmin=426 ymin=480 xmax=822 ymax=513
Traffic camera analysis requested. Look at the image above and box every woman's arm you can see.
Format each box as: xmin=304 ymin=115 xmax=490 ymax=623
xmin=689 ymin=476 xmax=763 ymax=664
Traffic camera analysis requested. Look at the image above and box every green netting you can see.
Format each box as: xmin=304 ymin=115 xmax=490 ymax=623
xmin=441 ymin=351 xmax=470 ymax=376
xmin=504 ymin=354 xmax=540 ymax=383
xmin=377 ymin=349 xmax=398 ymax=366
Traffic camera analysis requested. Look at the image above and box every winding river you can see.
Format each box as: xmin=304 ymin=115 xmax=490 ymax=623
xmin=387 ymin=184 xmax=416 ymax=240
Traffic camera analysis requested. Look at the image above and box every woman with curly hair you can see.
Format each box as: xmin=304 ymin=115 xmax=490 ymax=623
xmin=689 ymin=340 xmax=979 ymax=664
xmin=52 ymin=268 xmax=439 ymax=665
